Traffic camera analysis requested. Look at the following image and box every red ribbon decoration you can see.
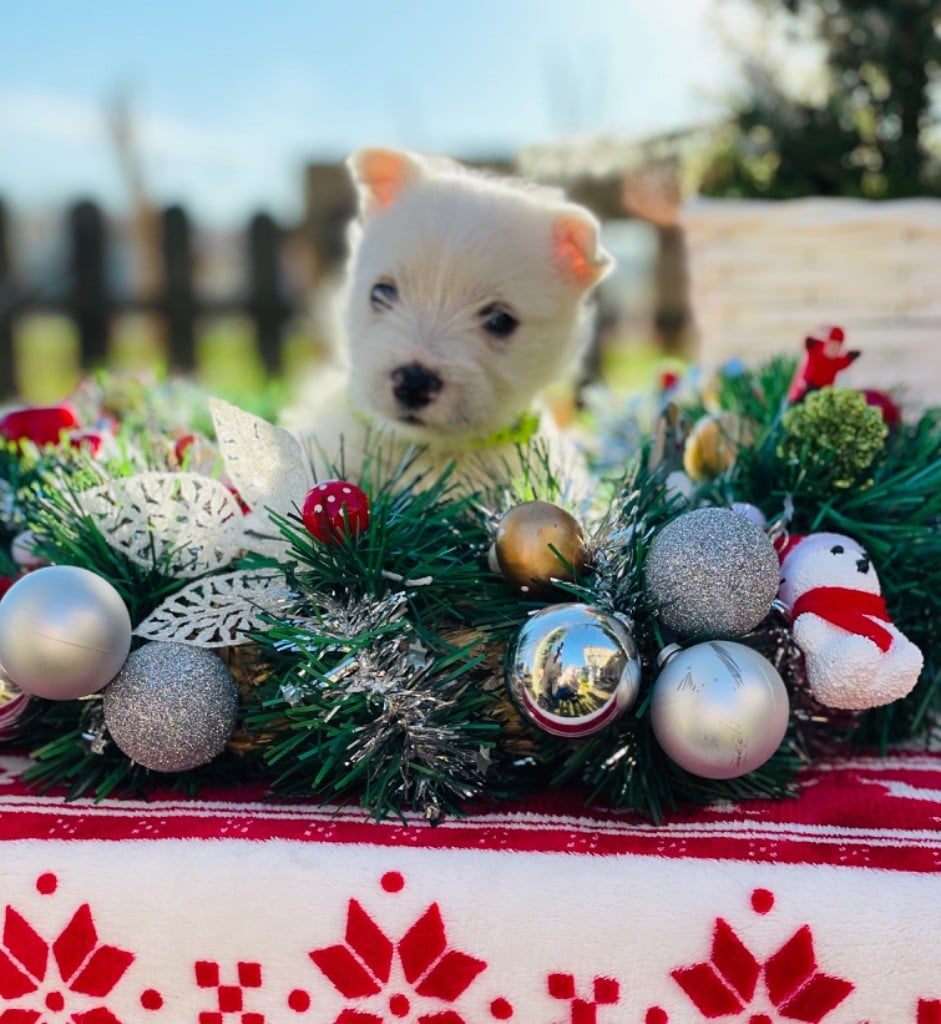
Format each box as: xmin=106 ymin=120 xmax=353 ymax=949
xmin=792 ymin=586 xmax=893 ymax=653
xmin=0 ymin=405 xmax=79 ymax=447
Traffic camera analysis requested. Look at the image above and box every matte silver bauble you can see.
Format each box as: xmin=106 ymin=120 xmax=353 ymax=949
xmin=506 ymin=603 xmax=642 ymax=738
xmin=0 ymin=566 xmax=132 ymax=700
xmin=650 ymin=640 xmax=790 ymax=779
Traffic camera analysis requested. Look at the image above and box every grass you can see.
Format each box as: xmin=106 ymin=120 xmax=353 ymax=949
xmin=12 ymin=313 xmax=326 ymax=413
xmin=10 ymin=315 xmax=683 ymax=417
xmin=601 ymin=338 xmax=686 ymax=394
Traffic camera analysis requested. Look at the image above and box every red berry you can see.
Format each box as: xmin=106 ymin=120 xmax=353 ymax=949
xmin=301 ymin=480 xmax=370 ymax=543
xmin=0 ymin=405 xmax=79 ymax=447
xmin=862 ymin=389 xmax=902 ymax=428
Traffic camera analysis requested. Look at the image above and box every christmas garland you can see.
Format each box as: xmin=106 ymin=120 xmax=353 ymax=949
xmin=0 ymin=334 xmax=937 ymax=823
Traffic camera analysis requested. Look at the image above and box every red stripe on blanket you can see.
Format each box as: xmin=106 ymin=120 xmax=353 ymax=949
xmin=0 ymin=753 xmax=940 ymax=872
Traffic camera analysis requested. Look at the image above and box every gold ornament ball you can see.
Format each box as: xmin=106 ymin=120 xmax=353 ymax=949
xmin=683 ymin=412 xmax=755 ymax=481
xmin=494 ymin=501 xmax=587 ymax=595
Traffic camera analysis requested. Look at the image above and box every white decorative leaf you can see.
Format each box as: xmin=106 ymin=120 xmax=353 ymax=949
xmin=133 ymin=570 xmax=294 ymax=647
xmin=79 ymin=472 xmax=245 ymax=578
xmin=210 ymin=397 xmax=312 ymax=524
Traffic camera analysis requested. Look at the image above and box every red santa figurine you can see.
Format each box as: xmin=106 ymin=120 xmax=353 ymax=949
xmin=787 ymin=326 xmax=860 ymax=403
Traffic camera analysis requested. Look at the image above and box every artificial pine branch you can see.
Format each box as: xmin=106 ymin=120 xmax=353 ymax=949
xmin=1 ymin=358 xmax=937 ymax=821
xmin=18 ymin=462 xmax=186 ymax=623
xmin=22 ymin=697 xmax=258 ymax=800
xmin=697 ymin=366 xmax=941 ymax=746
xmin=243 ymin=448 xmax=528 ymax=820
xmin=247 ymin=593 xmax=500 ymax=821
xmin=9 ymin=452 xmax=244 ymax=796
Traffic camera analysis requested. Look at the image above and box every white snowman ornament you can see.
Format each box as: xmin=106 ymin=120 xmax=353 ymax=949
xmin=777 ymin=532 xmax=923 ymax=710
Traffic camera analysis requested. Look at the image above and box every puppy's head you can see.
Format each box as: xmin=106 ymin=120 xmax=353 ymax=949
xmin=342 ymin=148 xmax=613 ymax=444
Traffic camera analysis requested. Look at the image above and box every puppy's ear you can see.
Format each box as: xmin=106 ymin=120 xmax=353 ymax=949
xmin=347 ymin=148 xmax=424 ymax=216
xmin=551 ymin=208 xmax=613 ymax=289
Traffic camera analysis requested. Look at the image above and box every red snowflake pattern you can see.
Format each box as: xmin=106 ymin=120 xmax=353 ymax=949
xmin=195 ymin=960 xmax=265 ymax=1023
xmin=0 ymin=897 xmax=134 ymax=1024
xmin=547 ymin=973 xmax=620 ymax=1023
xmin=671 ymin=896 xmax=853 ymax=1023
xmin=310 ymin=898 xmax=486 ymax=1024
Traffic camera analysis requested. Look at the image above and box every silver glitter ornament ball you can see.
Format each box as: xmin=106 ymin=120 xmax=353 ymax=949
xmin=644 ymin=507 xmax=779 ymax=638
xmin=103 ymin=642 xmax=239 ymax=772
xmin=0 ymin=566 xmax=132 ymax=700
xmin=650 ymin=640 xmax=790 ymax=779
xmin=506 ymin=603 xmax=642 ymax=738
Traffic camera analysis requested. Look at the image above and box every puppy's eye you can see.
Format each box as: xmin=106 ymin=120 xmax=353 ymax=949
xmin=480 ymin=304 xmax=519 ymax=339
xmin=830 ymin=545 xmax=844 ymax=555
xmin=370 ymin=280 xmax=398 ymax=312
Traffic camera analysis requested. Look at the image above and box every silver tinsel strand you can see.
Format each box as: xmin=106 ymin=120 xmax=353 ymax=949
xmin=274 ymin=590 xmax=490 ymax=820
xmin=277 ymin=592 xmax=431 ymax=702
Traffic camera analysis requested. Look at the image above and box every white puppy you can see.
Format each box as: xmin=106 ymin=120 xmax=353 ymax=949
xmin=286 ymin=148 xmax=613 ymax=489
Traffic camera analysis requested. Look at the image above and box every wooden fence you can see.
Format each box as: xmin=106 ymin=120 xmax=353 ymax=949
xmin=0 ymin=165 xmax=695 ymax=401
xmin=0 ymin=198 xmax=297 ymax=398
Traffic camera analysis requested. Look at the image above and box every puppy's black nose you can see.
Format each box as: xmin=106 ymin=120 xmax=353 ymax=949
xmin=391 ymin=363 xmax=443 ymax=409
xmin=856 ymin=556 xmax=871 ymax=574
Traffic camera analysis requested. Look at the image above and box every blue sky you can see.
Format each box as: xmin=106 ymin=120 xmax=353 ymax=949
xmin=1 ymin=0 xmax=732 ymax=223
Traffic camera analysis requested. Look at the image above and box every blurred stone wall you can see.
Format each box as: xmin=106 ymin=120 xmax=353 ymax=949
xmin=684 ymin=198 xmax=941 ymax=407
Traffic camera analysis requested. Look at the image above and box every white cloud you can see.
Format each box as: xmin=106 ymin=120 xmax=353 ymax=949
xmin=0 ymin=87 xmax=257 ymax=163
xmin=0 ymin=87 xmax=301 ymax=223
xmin=0 ymin=90 xmax=104 ymax=144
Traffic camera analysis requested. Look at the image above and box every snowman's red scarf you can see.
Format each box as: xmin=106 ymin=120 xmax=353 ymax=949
xmin=792 ymin=587 xmax=894 ymax=652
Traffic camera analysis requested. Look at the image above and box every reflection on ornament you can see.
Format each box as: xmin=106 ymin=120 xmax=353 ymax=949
xmin=650 ymin=640 xmax=789 ymax=779
xmin=506 ymin=603 xmax=641 ymax=738
xmin=0 ymin=566 xmax=132 ymax=700
xmin=103 ymin=642 xmax=239 ymax=772
xmin=644 ymin=507 xmax=779 ymax=638
xmin=494 ymin=501 xmax=587 ymax=595
xmin=0 ymin=664 xmax=30 ymax=741
xmin=11 ymin=531 xmax=45 ymax=570
xmin=683 ymin=412 xmax=754 ymax=482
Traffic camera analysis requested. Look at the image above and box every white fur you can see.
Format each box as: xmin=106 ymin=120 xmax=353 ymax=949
xmin=778 ymin=532 xmax=923 ymax=710
xmin=285 ymin=149 xmax=612 ymax=488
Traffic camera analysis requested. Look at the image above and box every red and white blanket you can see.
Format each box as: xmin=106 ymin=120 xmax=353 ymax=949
xmin=0 ymin=751 xmax=939 ymax=1024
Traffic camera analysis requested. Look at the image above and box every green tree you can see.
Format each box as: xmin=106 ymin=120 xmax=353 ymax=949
xmin=702 ymin=0 xmax=941 ymax=198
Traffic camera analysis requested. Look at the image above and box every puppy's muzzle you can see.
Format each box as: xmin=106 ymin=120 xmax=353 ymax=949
xmin=391 ymin=363 xmax=443 ymax=410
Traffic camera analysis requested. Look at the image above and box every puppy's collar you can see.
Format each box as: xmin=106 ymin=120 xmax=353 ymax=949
xmin=471 ymin=409 xmax=541 ymax=449
xmin=348 ymin=401 xmax=540 ymax=450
